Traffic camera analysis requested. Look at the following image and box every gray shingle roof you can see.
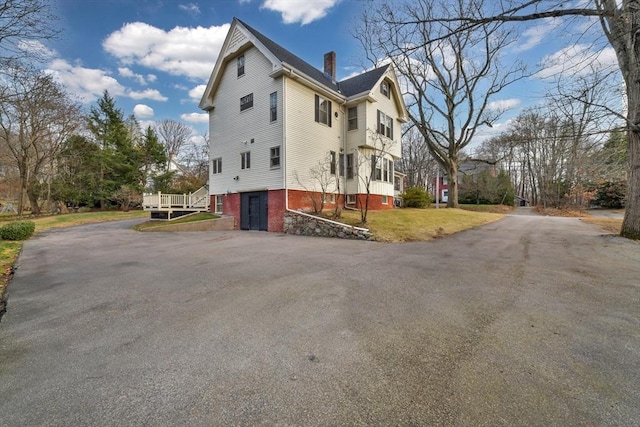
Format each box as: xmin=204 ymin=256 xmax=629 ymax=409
xmin=237 ymin=18 xmax=388 ymax=98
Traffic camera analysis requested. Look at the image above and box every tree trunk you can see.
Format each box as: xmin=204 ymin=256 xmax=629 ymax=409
xmin=446 ymin=163 xmax=459 ymax=208
xmin=622 ymin=107 xmax=640 ymax=238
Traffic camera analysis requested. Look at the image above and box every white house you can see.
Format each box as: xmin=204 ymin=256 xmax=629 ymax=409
xmin=199 ymin=18 xmax=408 ymax=231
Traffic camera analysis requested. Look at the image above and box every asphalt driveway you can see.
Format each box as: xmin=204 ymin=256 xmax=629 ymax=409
xmin=0 ymin=215 xmax=638 ymax=426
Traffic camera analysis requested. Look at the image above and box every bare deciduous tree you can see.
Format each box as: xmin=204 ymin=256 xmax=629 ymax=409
xmin=156 ymin=119 xmax=192 ymax=169
xmin=0 ymin=64 xmax=80 ymax=214
xmin=0 ymin=0 xmax=59 ymax=70
xmin=356 ymin=0 xmax=526 ymax=207
xmin=390 ymin=0 xmax=640 ymax=238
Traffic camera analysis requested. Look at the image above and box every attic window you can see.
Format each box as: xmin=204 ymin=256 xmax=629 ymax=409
xmin=237 ymin=55 xmax=245 ymax=77
xmin=380 ymin=80 xmax=390 ymax=98
xmin=240 ymin=93 xmax=253 ymax=111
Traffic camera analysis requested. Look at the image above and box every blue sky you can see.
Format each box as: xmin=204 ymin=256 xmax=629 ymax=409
xmin=44 ymin=0 xmax=619 ymax=146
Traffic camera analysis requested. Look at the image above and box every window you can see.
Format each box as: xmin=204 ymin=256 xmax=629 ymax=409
xmin=348 ymin=106 xmax=358 ymax=131
xmin=240 ymin=93 xmax=253 ymax=111
xmin=326 ymin=193 xmax=336 ymax=203
xmin=237 ymin=55 xmax=245 ymax=77
xmin=377 ymin=110 xmax=393 ymax=139
xmin=212 ymin=157 xmax=222 ymax=174
xmin=215 ymin=195 xmax=223 ymax=213
xmin=270 ymin=92 xmax=277 ymax=122
xmin=314 ymin=94 xmax=332 ymax=126
xmin=394 ymin=176 xmax=401 ymax=191
xmin=347 ymin=194 xmax=356 ymax=205
xmin=241 ymin=151 xmax=251 ymax=169
xmin=270 ymin=146 xmax=280 ymax=168
xmin=442 ymin=176 xmax=448 ymax=185
xmin=380 ymin=80 xmax=390 ymax=98
xmin=371 ymin=155 xmax=382 ymax=181
xmin=346 ymin=153 xmax=354 ymax=179
xmin=330 ymin=151 xmax=336 ymax=175
xmin=382 ymin=158 xmax=393 ymax=183
xmin=381 ymin=195 xmax=388 ymax=205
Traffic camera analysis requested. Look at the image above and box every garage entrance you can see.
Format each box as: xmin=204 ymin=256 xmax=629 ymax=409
xmin=240 ymin=191 xmax=268 ymax=231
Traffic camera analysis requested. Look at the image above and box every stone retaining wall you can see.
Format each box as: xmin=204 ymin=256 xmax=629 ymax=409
xmin=283 ymin=212 xmax=372 ymax=240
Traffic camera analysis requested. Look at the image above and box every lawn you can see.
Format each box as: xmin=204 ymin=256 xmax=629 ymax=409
xmin=133 ymin=212 xmax=220 ymax=231
xmin=581 ymin=217 xmax=623 ymax=234
xmin=336 ymin=207 xmax=505 ymax=242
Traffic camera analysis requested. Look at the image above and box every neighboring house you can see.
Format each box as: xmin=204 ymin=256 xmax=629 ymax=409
xmin=432 ymin=160 xmax=497 ymax=203
xmin=199 ymin=18 xmax=408 ymax=231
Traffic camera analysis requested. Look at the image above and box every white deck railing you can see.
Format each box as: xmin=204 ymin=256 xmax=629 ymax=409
xmin=143 ymin=187 xmax=209 ymax=211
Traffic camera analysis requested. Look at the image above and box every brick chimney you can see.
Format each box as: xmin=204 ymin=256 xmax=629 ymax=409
xmin=323 ymin=51 xmax=336 ymax=81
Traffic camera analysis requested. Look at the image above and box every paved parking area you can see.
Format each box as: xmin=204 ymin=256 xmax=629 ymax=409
xmin=0 ymin=216 xmax=639 ymax=426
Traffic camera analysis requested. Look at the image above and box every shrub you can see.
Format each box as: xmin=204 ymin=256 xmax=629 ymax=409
xmin=0 ymin=221 xmax=36 ymax=241
xmin=595 ymin=180 xmax=626 ymax=208
xmin=402 ymin=186 xmax=432 ymax=208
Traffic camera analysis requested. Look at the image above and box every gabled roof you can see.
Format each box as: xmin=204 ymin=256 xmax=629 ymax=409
xmin=338 ymin=65 xmax=389 ymax=97
xmin=238 ymin=19 xmax=340 ymax=93
xmin=200 ymin=17 xmax=406 ymax=119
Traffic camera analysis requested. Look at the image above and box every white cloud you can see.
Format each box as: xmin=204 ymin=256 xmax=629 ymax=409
xmin=128 ymin=88 xmax=168 ymax=101
xmin=261 ymin=0 xmax=340 ymax=25
xmin=181 ymin=112 xmax=209 ymax=123
xmin=118 ymin=67 xmax=149 ymax=85
xmin=18 ymin=40 xmax=57 ymax=58
xmin=537 ymin=44 xmax=618 ymax=79
xmin=189 ymin=84 xmax=207 ymax=101
xmin=179 ymin=3 xmax=200 ymax=14
xmin=133 ymin=104 xmax=154 ymax=118
xmin=487 ymin=98 xmax=521 ymax=111
xmin=47 ymin=59 xmax=126 ymax=102
xmin=46 ymin=59 xmax=168 ymax=103
xmin=103 ymin=22 xmax=230 ymax=80
xmin=514 ymin=18 xmax=562 ymax=52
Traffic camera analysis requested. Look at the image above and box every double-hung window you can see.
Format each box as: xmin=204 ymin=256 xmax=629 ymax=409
xmin=240 ymin=93 xmax=253 ymax=111
xmin=212 ymin=157 xmax=222 ymax=174
xmin=270 ymin=92 xmax=277 ymax=122
xmin=241 ymin=151 xmax=251 ymax=169
xmin=347 ymin=106 xmax=358 ymax=131
xmin=270 ymin=146 xmax=280 ymax=168
xmin=371 ymin=155 xmax=382 ymax=181
xmin=330 ymin=151 xmax=336 ymax=175
xmin=346 ymin=153 xmax=354 ymax=179
xmin=377 ymin=110 xmax=393 ymax=139
xmin=380 ymin=80 xmax=390 ymax=98
xmin=314 ymin=95 xmax=332 ymax=126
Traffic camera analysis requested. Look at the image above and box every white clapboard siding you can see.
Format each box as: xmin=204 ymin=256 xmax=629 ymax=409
xmin=209 ymin=46 xmax=284 ymax=195
xmin=284 ymin=77 xmax=342 ymax=193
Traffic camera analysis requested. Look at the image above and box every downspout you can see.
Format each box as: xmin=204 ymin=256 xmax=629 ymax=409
xmin=340 ymin=99 xmax=347 ymax=210
xmin=283 ymin=75 xmax=289 ymax=211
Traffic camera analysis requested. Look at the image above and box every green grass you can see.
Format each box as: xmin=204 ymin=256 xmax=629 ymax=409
xmin=133 ymin=212 xmax=220 ymax=231
xmin=337 ymin=207 xmax=505 ymax=242
xmin=458 ymin=204 xmax=514 ymax=214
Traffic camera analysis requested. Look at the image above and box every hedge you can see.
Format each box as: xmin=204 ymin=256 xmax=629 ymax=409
xmin=0 ymin=221 xmax=36 ymax=241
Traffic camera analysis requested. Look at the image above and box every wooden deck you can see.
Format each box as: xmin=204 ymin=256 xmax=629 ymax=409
xmin=142 ymin=186 xmax=210 ymax=220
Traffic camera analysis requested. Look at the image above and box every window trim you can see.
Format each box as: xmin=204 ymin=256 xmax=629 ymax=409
xmin=270 ymin=146 xmax=281 ymax=169
xmin=381 ymin=195 xmax=388 ymax=205
xmin=314 ymin=94 xmax=332 ymax=127
xmin=330 ymin=151 xmax=336 ymax=175
xmin=240 ymin=93 xmax=253 ymax=112
xmin=241 ymin=151 xmax=251 ymax=170
xmin=237 ymin=55 xmax=245 ymax=77
xmin=380 ymin=80 xmax=390 ymax=98
xmin=270 ymin=92 xmax=277 ymax=122
xmin=212 ymin=157 xmax=222 ymax=175
xmin=215 ymin=195 xmax=223 ymax=213
xmin=347 ymin=106 xmax=358 ymax=131
xmin=377 ymin=110 xmax=393 ymax=139
xmin=346 ymin=153 xmax=354 ymax=179
xmin=346 ymin=194 xmax=356 ymax=205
